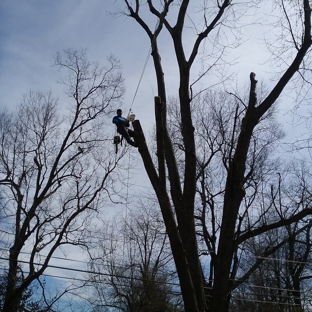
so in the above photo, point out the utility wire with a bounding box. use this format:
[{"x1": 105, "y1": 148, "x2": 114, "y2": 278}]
[
  {"x1": 1, "y1": 245, "x2": 310, "y2": 269},
  {"x1": 0, "y1": 256, "x2": 181, "y2": 288},
  {"x1": 0, "y1": 254, "x2": 310, "y2": 297},
  {"x1": 255, "y1": 255, "x2": 312, "y2": 264},
  {"x1": 0, "y1": 265, "x2": 310, "y2": 306},
  {"x1": 1, "y1": 257, "x2": 311, "y2": 307}
]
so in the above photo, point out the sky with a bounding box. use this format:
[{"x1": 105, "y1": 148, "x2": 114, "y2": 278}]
[
  {"x1": 0, "y1": 1, "x2": 285, "y2": 121},
  {"x1": 0, "y1": 1, "x2": 157, "y2": 126},
  {"x1": 0, "y1": 1, "x2": 300, "y2": 125},
  {"x1": 0, "y1": 0, "x2": 310, "y2": 309}
]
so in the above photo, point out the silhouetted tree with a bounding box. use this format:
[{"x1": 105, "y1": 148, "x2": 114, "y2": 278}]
[
  {"x1": 0, "y1": 49, "x2": 125, "y2": 311},
  {"x1": 89, "y1": 205, "x2": 183, "y2": 312},
  {"x1": 119, "y1": 1, "x2": 312, "y2": 311}
]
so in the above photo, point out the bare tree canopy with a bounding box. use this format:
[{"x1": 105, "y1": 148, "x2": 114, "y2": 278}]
[
  {"x1": 0, "y1": 49, "x2": 126, "y2": 311},
  {"x1": 118, "y1": 1, "x2": 312, "y2": 311},
  {"x1": 88, "y1": 205, "x2": 182, "y2": 312}
]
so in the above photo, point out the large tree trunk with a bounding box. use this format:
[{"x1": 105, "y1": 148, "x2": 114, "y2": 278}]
[
  {"x1": 3, "y1": 249, "x2": 22, "y2": 312},
  {"x1": 211, "y1": 73, "x2": 259, "y2": 311},
  {"x1": 149, "y1": 30, "x2": 206, "y2": 310},
  {"x1": 3, "y1": 291, "x2": 23, "y2": 312},
  {"x1": 133, "y1": 117, "x2": 201, "y2": 312}
]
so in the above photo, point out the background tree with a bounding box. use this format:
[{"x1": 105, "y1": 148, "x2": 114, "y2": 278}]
[
  {"x1": 0, "y1": 273, "x2": 46, "y2": 312},
  {"x1": 167, "y1": 88, "x2": 312, "y2": 311},
  {"x1": 230, "y1": 162, "x2": 312, "y2": 311},
  {"x1": 0, "y1": 49, "x2": 125, "y2": 312},
  {"x1": 88, "y1": 204, "x2": 183, "y2": 312},
  {"x1": 119, "y1": 1, "x2": 312, "y2": 311}
]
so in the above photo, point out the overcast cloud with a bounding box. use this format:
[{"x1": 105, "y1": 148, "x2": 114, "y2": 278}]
[
  {"x1": 0, "y1": 1, "x2": 297, "y2": 129},
  {"x1": 0, "y1": 1, "x2": 157, "y2": 130}
]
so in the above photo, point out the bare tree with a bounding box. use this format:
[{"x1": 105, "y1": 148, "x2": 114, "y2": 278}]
[
  {"x1": 231, "y1": 224, "x2": 312, "y2": 312},
  {"x1": 0, "y1": 49, "x2": 125, "y2": 311},
  {"x1": 230, "y1": 162, "x2": 312, "y2": 311},
  {"x1": 117, "y1": 1, "x2": 312, "y2": 311},
  {"x1": 88, "y1": 204, "x2": 182, "y2": 312},
  {"x1": 0, "y1": 273, "x2": 46, "y2": 311}
]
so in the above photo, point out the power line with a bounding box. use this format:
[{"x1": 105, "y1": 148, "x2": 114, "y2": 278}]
[
  {"x1": 0, "y1": 256, "x2": 181, "y2": 288},
  {"x1": 1, "y1": 258, "x2": 311, "y2": 307},
  {"x1": 255, "y1": 255, "x2": 312, "y2": 265},
  {"x1": 0, "y1": 245, "x2": 311, "y2": 278},
  {"x1": 1, "y1": 232, "x2": 311, "y2": 270},
  {"x1": 231, "y1": 296, "x2": 309, "y2": 307},
  {"x1": 0, "y1": 247, "x2": 90, "y2": 266},
  {"x1": 1, "y1": 264, "x2": 310, "y2": 307},
  {"x1": 0, "y1": 251, "x2": 167, "y2": 275},
  {"x1": 1, "y1": 253, "x2": 310, "y2": 296},
  {"x1": 0, "y1": 267, "x2": 312, "y2": 306}
]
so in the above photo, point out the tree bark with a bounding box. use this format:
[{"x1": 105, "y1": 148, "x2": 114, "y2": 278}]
[
  {"x1": 3, "y1": 250, "x2": 23, "y2": 312},
  {"x1": 133, "y1": 118, "x2": 201, "y2": 312}
]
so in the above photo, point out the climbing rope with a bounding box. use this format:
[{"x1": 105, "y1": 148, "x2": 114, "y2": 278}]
[
  {"x1": 127, "y1": 8, "x2": 166, "y2": 115},
  {"x1": 121, "y1": 9, "x2": 166, "y2": 263},
  {"x1": 128, "y1": 46, "x2": 152, "y2": 115}
]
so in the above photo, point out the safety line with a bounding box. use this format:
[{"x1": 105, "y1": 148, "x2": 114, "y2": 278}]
[
  {"x1": 128, "y1": 7, "x2": 166, "y2": 114},
  {"x1": 129, "y1": 46, "x2": 152, "y2": 114}
]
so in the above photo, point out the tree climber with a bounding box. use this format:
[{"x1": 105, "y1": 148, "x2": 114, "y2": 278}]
[{"x1": 112, "y1": 109, "x2": 137, "y2": 147}]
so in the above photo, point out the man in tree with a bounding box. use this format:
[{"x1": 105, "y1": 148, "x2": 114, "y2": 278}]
[{"x1": 113, "y1": 108, "x2": 137, "y2": 147}]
